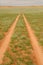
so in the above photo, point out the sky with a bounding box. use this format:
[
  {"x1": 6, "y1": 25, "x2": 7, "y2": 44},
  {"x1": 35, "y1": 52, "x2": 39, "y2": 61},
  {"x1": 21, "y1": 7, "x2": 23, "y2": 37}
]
[{"x1": 0, "y1": 0, "x2": 43, "y2": 6}]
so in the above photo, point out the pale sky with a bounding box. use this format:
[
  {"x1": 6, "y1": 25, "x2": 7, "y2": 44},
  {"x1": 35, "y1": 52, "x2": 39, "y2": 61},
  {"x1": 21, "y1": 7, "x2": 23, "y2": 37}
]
[{"x1": 0, "y1": 0, "x2": 43, "y2": 6}]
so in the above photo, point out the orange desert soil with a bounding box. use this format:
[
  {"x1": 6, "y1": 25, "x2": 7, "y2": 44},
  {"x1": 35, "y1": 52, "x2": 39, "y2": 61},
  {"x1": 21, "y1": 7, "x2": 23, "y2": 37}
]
[
  {"x1": 0, "y1": 15, "x2": 20, "y2": 64},
  {"x1": 23, "y1": 14, "x2": 43, "y2": 65}
]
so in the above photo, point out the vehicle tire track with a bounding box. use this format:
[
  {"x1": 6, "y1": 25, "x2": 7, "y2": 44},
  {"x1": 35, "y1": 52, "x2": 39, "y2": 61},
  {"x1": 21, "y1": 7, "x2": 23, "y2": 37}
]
[
  {"x1": 0, "y1": 15, "x2": 20, "y2": 64},
  {"x1": 23, "y1": 14, "x2": 43, "y2": 65}
]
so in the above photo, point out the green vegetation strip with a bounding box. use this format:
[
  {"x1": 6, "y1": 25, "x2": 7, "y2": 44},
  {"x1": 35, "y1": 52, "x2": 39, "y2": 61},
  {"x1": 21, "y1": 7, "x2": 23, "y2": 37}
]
[
  {"x1": 1, "y1": 16, "x2": 36, "y2": 65},
  {"x1": 25, "y1": 13, "x2": 43, "y2": 46},
  {"x1": 0, "y1": 13, "x2": 17, "y2": 40}
]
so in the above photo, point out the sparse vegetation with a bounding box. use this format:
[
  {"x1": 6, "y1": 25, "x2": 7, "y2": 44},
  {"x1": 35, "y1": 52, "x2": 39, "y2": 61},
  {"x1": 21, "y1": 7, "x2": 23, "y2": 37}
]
[
  {"x1": 2, "y1": 16, "x2": 35, "y2": 65},
  {"x1": 0, "y1": 13, "x2": 17, "y2": 40},
  {"x1": 25, "y1": 13, "x2": 43, "y2": 46}
]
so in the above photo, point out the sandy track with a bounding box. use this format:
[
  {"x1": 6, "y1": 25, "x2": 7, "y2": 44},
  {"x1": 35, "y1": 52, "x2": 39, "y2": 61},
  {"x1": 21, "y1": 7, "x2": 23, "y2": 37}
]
[
  {"x1": 23, "y1": 14, "x2": 43, "y2": 65},
  {"x1": 0, "y1": 15, "x2": 20, "y2": 64}
]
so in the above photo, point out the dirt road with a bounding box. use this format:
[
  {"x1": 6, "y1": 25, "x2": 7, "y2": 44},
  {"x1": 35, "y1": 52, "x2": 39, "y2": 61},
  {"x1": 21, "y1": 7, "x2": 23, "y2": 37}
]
[
  {"x1": 0, "y1": 15, "x2": 20, "y2": 64},
  {"x1": 23, "y1": 14, "x2": 43, "y2": 65}
]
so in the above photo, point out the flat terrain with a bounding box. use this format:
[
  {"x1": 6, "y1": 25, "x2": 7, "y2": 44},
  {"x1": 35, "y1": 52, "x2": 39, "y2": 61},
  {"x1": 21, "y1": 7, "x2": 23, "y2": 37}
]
[
  {"x1": 25, "y1": 13, "x2": 43, "y2": 47},
  {"x1": 0, "y1": 13, "x2": 17, "y2": 46},
  {"x1": 23, "y1": 14, "x2": 43, "y2": 65},
  {"x1": 0, "y1": 6, "x2": 43, "y2": 65},
  {"x1": 0, "y1": 15, "x2": 20, "y2": 64}
]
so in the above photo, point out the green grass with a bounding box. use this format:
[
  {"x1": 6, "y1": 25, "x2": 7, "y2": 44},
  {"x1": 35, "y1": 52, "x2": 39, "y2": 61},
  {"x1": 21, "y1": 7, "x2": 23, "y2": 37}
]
[
  {"x1": 0, "y1": 13, "x2": 17, "y2": 40},
  {"x1": 25, "y1": 13, "x2": 43, "y2": 46},
  {"x1": 1, "y1": 16, "x2": 36, "y2": 65}
]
